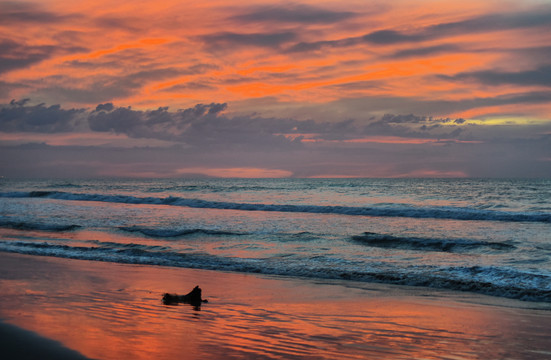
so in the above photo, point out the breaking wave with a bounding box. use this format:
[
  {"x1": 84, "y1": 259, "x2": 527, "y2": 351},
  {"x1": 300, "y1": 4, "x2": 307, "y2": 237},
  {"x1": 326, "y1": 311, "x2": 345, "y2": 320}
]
[
  {"x1": 118, "y1": 226, "x2": 243, "y2": 238},
  {"x1": 351, "y1": 232, "x2": 516, "y2": 253},
  {"x1": 0, "y1": 240, "x2": 548, "y2": 302},
  {"x1": 2, "y1": 191, "x2": 549, "y2": 223},
  {"x1": 0, "y1": 220, "x2": 81, "y2": 232}
]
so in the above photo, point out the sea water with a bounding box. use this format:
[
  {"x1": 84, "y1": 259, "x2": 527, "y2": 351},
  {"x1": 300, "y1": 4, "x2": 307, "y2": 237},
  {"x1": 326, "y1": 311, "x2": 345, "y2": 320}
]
[{"x1": 0, "y1": 178, "x2": 549, "y2": 302}]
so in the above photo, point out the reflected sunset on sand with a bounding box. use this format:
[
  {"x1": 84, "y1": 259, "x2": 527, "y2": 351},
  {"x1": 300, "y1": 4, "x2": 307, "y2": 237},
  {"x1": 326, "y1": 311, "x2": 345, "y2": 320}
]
[{"x1": 1, "y1": 253, "x2": 549, "y2": 359}]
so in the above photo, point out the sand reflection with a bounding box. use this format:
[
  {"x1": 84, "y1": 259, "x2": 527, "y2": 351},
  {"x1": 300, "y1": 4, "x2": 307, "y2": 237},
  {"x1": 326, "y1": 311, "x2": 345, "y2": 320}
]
[{"x1": 0, "y1": 253, "x2": 549, "y2": 360}]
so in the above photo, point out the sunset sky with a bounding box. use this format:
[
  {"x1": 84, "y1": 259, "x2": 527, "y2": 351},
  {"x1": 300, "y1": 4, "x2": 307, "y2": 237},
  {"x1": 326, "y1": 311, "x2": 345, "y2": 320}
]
[{"x1": 1, "y1": 0, "x2": 550, "y2": 178}]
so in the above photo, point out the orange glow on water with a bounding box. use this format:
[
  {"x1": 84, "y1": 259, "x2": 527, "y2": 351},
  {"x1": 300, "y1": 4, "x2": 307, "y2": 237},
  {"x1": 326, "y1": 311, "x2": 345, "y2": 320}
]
[{"x1": 1, "y1": 253, "x2": 550, "y2": 360}]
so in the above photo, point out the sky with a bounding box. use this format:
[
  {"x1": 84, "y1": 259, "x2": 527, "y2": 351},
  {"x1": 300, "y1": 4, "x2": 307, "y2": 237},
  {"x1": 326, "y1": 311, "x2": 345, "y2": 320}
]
[{"x1": 1, "y1": 0, "x2": 550, "y2": 178}]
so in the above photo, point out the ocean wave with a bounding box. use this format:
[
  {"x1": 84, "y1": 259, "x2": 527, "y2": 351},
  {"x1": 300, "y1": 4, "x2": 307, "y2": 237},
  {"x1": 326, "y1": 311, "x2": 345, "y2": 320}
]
[
  {"x1": 49, "y1": 182, "x2": 83, "y2": 189},
  {"x1": 1, "y1": 190, "x2": 550, "y2": 223},
  {"x1": 351, "y1": 232, "x2": 516, "y2": 253},
  {"x1": 118, "y1": 226, "x2": 317, "y2": 241},
  {"x1": 118, "y1": 226, "x2": 243, "y2": 238},
  {"x1": 0, "y1": 220, "x2": 81, "y2": 232},
  {"x1": 87, "y1": 240, "x2": 171, "y2": 252},
  {"x1": 0, "y1": 240, "x2": 548, "y2": 302}
]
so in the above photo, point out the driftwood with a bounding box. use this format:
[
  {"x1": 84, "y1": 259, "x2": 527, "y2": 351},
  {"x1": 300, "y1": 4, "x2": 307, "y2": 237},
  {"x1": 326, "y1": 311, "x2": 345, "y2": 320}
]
[{"x1": 162, "y1": 285, "x2": 208, "y2": 306}]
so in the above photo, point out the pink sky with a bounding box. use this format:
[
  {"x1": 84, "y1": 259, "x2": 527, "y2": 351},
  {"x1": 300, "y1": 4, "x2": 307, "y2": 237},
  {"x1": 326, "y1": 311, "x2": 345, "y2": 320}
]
[{"x1": 1, "y1": 0, "x2": 550, "y2": 178}]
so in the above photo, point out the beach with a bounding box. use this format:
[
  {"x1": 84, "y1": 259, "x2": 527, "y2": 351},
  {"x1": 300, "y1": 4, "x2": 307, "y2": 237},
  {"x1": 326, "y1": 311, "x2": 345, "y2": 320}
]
[
  {"x1": 1, "y1": 252, "x2": 550, "y2": 360},
  {"x1": 2, "y1": 0, "x2": 551, "y2": 356}
]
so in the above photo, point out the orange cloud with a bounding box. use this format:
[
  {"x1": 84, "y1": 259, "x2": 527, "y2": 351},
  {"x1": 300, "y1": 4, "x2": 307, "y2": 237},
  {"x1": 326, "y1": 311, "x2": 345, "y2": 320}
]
[{"x1": 2, "y1": 0, "x2": 549, "y2": 117}]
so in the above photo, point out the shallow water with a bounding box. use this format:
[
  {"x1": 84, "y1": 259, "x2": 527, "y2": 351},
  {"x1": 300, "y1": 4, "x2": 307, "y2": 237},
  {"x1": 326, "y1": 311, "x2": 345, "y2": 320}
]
[{"x1": 1, "y1": 253, "x2": 550, "y2": 360}]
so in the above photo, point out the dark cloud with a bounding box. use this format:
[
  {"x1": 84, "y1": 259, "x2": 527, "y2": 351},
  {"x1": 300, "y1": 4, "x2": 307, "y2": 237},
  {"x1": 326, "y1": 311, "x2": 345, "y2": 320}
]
[
  {"x1": 285, "y1": 29, "x2": 428, "y2": 53},
  {"x1": 389, "y1": 44, "x2": 461, "y2": 59},
  {"x1": 439, "y1": 65, "x2": 551, "y2": 87},
  {"x1": 94, "y1": 103, "x2": 114, "y2": 112},
  {"x1": 0, "y1": 40, "x2": 55, "y2": 74},
  {"x1": 186, "y1": 63, "x2": 220, "y2": 74},
  {"x1": 427, "y1": 9, "x2": 551, "y2": 36},
  {"x1": 2, "y1": 98, "x2": 547, "y2": 147},
  {"x1": 286, "y1": 7, "x2": 551, "y2": 52},
  {"x1": 514, "y1": 46, "x2": 551, "y2": 64},
  {"x1": 93, "y1": 15, "x2": 144, "y2": 32},
  {"x1": 0, "y1": 37, "x2": 86, "y2": 74},
  {"x1": 199, "y1": 31, "x2": 297, "y2": 49},
  {"x1": 34, "y1": 66, "x2": 207, "y2": 104},
  {"x1": 163, "y1": 81, "x2": 217, "y2": 92},
  {"x1": 332, "y1": 90, "x2": 551, "y2": 120},
  {"x1": 2, "y1": 100, "x2": 550, "y2": 178},
  {"x1": 324, "y1": 80, "x2": 383, "y2": 91},
  {"x1": 387, "y1": 8, "x2": 551, "y2": 44},
  {"x1": 378, "y1": 114, "x2": 429, "y2": 124},
  {"x1": 66, "y1": 59, "x2": 122, "y2": 69},
  {"x1": 286, "y1": 38, "x2": 355, "y2": 53},
  {"x1": 362, "y1": 113, "x2": 466, "y2": 139},
  {"x1": 362, "y1": 30, "x2": 426, "y2": 44},
  {"x1": 231, "y1": 4, "x2": 357, "y2": 24},
  {"x1": 0, "y1": 1, "x2": 143, "y2": 33},
  {"x1": 0, "y1": 99, "x2": 85, "y2": 132},
  {"x1": 87, "y1": 102, "x2": 307, "y2": 151},
  {"x1": 88, "y1": 105, "x2": 142, "y2": 134},
  {"x1": 85, "y1": 101, "x2": 375, "y2": 148},
  {"x1": 285, "y1": 28, "x2": 422, "y2": 53},
  {"x1": 89, "y1": 102, "x2": 221, "y2": 139},
  {"x1": 0, "y1": 2, "x2": 77, "y2": 24},
  {"x1": 376, "y1": 114, "x2": 465, "y2": 126}
]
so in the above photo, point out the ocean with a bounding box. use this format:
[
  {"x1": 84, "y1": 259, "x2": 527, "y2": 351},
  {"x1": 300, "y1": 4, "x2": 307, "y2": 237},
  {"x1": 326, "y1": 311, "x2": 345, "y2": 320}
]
[{"x1": 1, "y1": 178, "x2": 550, "y2": 302}]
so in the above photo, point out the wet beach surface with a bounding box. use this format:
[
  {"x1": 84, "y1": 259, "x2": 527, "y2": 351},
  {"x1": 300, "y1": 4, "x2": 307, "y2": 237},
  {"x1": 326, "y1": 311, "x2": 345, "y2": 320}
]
[{"x1": 1, "y1": 252, "x2": 550, "y2": 359}]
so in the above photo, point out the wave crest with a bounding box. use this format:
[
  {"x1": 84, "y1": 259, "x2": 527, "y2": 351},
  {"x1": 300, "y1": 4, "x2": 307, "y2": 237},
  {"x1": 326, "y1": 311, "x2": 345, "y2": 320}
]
[
  {"x1": 0, "y1": 241, "x2": 547, "y2": 302},
  {"x1": 351, "y1": 232, "x2": 516, "y2": 253},
  {"x1": 118, "y1": 226, "x2": 243, "y2": 238},
  {"x1": 1, "y1": 190, "x2": 550, "y2": 223},
  {"x1": 0, "y1": 220, "x2": 81, "y2": 232}
]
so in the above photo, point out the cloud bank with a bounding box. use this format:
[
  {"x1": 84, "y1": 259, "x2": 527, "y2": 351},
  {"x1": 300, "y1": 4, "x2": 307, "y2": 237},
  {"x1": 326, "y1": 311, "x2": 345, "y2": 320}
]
[{"x1": 1, "y1": 99, "x2": 549, "y2": 178}]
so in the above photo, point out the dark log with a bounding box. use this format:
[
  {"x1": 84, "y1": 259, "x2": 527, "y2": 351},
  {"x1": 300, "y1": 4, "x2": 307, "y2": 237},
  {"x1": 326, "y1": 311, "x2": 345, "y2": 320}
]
[{"x1": 162, "y1": 285, "x2": 208, "y2": 306}]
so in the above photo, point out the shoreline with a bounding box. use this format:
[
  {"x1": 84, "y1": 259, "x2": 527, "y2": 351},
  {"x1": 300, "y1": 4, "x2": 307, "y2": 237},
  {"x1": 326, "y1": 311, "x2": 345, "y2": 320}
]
[{"x1": 1, "y1": 252, "x2": 550, "y2": 359}]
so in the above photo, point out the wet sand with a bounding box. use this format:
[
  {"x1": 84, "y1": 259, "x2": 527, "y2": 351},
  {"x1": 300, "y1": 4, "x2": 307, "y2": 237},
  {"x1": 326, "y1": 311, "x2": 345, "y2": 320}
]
[{"x1": 0, "y1": 252, "x2": 550, "y2": 360}]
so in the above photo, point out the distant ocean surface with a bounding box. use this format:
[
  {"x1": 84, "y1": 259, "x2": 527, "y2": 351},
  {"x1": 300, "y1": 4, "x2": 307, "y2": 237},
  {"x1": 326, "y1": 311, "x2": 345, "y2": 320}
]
[{"x1": 1, "y1": 178, "x2": 550, "y2": 302}]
